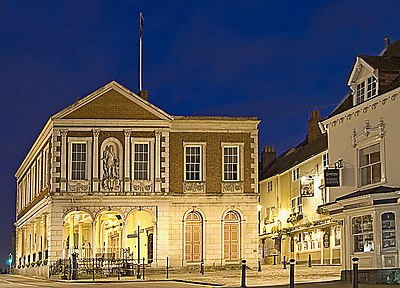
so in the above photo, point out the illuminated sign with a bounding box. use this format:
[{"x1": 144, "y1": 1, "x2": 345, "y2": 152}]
[
  {"x1": 300, "y1": 176, "x2": 314, "y2": 197},
  {"x1": 324, "y1": 169, "x2": 340, "y2": 187}
]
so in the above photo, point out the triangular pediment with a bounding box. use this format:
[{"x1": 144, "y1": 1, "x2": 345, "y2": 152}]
[
  {"x1": 347, "y1": 57, "x2": 375, "y2": 86},
  {"x1": 53, "y1": 81, "x2": 172, "y2": 121}
]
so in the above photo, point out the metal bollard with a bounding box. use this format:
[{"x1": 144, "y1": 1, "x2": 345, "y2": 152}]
[
  {"x1": 200, "y1": 261, "x2": 204, "y2": 275},
  {"x1": 241, "y1": 259, "x2": 247, "y2": 288},
  {"x1": 166, "y1": 256, "x2": 169, "y2": 279},
  {"x1": 283, "y1": 256, "x2": 287, "y2": 269},
  {"x1": 143, "y1": 257, "x2": 145, "y2": 279},
  {"x1": 92, "y1": 257, "x2": 95, "y2": 281},
  {"x1": 258, "y1": 259, "x2": 262, "y2": 272},
  {"x1": 289, "y1": 259, "x2": 295, "y2": 288},
  {"x1": 308, "y1": 254, "x2": 312, "y2": 267},
  {"x1": 352, "y1": 257, "x2": 359, "y2": 288}
]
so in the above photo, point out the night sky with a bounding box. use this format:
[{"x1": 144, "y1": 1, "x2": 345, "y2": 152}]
[{"x1": 1, "y1": 0, "x2": 400, "y2": 268}]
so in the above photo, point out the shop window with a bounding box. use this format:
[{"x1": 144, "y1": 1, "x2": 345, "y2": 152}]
[
  {"x1": 382, "y1": 212, "x2": 396, "y2": 251},
  {"x1": 352, "y1": 215, "x2": 374, "y2": 252},
  {"x1": 333, "y1": 226, "x2": 341, "y2": 247}
]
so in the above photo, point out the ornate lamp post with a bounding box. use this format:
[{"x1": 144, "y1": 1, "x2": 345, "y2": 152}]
[{"x1": 137, "y1": 220, "x2": 141, "y2": 279}]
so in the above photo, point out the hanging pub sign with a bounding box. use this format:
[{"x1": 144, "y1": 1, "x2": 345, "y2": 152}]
[
  {"x1": 300, "y1": 176, "x2": 314, "y2": 197},
  {"x1": 324, "y1": 169, "x2": 340, "y2": 187}
]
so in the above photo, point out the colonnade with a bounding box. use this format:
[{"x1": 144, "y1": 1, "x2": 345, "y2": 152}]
[{"x1": 17, "y1": 214, "x2": 48, "y2": 267}]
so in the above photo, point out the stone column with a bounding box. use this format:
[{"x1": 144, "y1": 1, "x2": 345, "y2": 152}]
[
  {"x1": 22, "y1": 227, "x2": 26, "y2": 264},
  {"x1": 155, "y1": 131, "x2": 162, "y2": 193},
  {"x1": 60, "y1": 130, "x2": 68, "y2": 192},
  {"x1": 124, "y1": 130, "x2": 131, "y2": 192},
  {"x1": 96, "y1": 219, "x2": 101, "y2": 255},
  {"x1": 92, "y1": 130, "x2": 100, "y2": 192},
  {"x1": 69, "y1": 215, "x2": 75, "y2": 255},
  {"x1": 91, "y1": 222, "x2": 96, "y2": 258},
  {"x1": 42, "y1": 214, "x2": 47, "y2": 252},
  {"x1": 78, "y1": 224, "x2": 83, "y2": 257}
]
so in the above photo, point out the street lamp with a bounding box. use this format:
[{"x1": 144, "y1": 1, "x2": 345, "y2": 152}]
[
  {"x1": 137, "y1": 220, "x2": 141, "y2": 279},
  {"x1": 7, "y1": 253, "x2": 12, "y2": 274}
]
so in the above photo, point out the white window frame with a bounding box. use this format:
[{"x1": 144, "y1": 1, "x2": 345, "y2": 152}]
[
  {"x1": 366, "y1": 75, "x2": 377, "y2": 99},
  {"x1": 133, "y1": 143, "x2": 150, "y2": 180},
  {"x1": 322, "y1": 153, "x2": 329, "y2": 168},
  {"x1": 267, "y1": 181, "x2": 273, "y2": 192},
  {"x1": 68, "y1": 137, "x2": 92, "y2": 182},
  {"x1": 184, "y1": 142, "x2": 206, "y2": 182},
  {"x1": 131, "y1": 138, "x2": 154, "y2": 182},
  {"x1": 356, "y1": 81, "x2": 365, "y2": 104},
  {"x1": 222, "y1": 143, "x2": 244, "y2": 182},
  {"x1": 291, "y1": 196, "x2": 302, "y2": 214},
  {"x1": 292, "y1": 167, "x2": 299, "y2": 182},
  {"x1": 354, "y1": 74, "x2": 378, "y2": 105},
  {"x1": 357, "y1": 142, "x2": 383, "y2": 187}
]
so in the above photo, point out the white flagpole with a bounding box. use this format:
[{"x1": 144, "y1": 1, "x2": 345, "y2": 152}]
[{"x1": 139, "y1": 12, "x2": 144, "y2": 91}]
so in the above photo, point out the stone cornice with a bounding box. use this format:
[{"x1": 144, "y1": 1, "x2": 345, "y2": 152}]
[
  {"x1": 15, "y1": 119, "x2": 53, "y2": 179},
  {"x1": 322, "y1": 87, "x2": 400, "y2": 130},
  {"x1": 53, "y1": 119, "x2": 171, "y2": 128}
]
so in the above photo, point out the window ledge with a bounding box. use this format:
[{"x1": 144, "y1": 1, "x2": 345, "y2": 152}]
[
  {"x1": 221, "y1": 181, "x2": 244, "y2": 193},
  {"x1": 131, "y1": 180, "x2": 153, "y2": 193},
  {"x1": 183, "y1": 181, "x2": 205, "y2": 193},
  {"x1": 68, "y1": 180, "x2": 90, "y2": 192}
]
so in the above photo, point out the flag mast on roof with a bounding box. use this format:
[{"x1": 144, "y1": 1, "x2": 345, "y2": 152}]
[{"x1": 139, "y1": 12, "x2": 144, "y2": 91}]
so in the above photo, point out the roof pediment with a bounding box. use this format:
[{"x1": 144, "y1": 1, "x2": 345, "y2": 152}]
[
  {"x1": 52, "y1": 81, "x2": 172, "y2": 121},
  {"x1": 347, "y1": 57, "x2": 375, "y2": 86}
]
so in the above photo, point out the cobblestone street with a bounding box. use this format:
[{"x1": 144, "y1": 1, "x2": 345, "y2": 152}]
[{"x1": 145, "y1": 264, "x2": 342, "y2": 287}]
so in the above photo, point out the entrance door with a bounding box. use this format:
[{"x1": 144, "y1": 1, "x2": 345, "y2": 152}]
[
  {"x1": 185, "y1": 212, "x2": 202, "y2": 262},
  {"x1": 224, "y1": 211, "x2": 240, "y2": 261},
  {"x1": 147, "y1": 233, "x2": 154, "y2": 263}
]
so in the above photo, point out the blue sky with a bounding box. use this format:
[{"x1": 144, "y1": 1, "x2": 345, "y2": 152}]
[{"x1": 1, "y1": 0, "x2": 400, "y2": 267}]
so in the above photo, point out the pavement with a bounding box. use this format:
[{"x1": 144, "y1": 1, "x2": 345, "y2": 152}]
[{"x1": 48, "y1": 264, "x2": 397, "y2": 287}]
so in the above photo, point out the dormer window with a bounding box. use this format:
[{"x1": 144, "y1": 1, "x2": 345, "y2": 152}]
[
  {"x1": 356, "y1": 82, "x2": 365, "y2": 104},
  {"x1": 367, "y1": 76, "x2": 377, "y2": 99},
  {"x1": 356, "y1": 76, "x2": 377, "y2": 105}
]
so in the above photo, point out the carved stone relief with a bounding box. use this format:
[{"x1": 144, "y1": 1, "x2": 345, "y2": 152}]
[{"x1": 221, "y1": 181, "x2": 244, "y2": 193}]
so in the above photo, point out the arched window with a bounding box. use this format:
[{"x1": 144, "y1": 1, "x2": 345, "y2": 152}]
[
  {"x1": 224, "y1": 211, "x2": 240, "y2": 261},
  {"x1": 382, "y1": 212, "x2": 396, "y2": 251},
  {"x1": 185, "y1": 211, "x2": 203, "y2": 262}
]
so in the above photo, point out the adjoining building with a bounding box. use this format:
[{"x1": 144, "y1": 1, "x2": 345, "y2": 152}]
[
  {"x1": 320, "y1": 38, "x2": 400, "y2": 283},
  {"x1": 14, "y1": 81, "x2": 260, "y2": 277},
  {"x1": 259, "y1": 111, "x2": 341, "y2": 266}
]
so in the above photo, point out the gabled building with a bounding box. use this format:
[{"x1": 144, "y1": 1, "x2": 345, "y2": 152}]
[
  {"x1": 320, "y1": 38, "x2": 400, "y2": 283},
  {"x1": 259, "y1": 111, "x2": 341, "y2": 266},
  {"x1": 14, "y1": 81, "x2": 260, "y2": 277}
]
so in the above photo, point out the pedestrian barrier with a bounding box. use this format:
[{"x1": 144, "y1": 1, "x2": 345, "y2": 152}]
[{"x1": 49, "y1": 256, "x2": 170, "y2": 280}]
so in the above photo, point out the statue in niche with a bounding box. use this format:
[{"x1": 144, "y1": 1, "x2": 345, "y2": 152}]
[
  {"x1": 102, "y1": 145, "x2": 119, "y2": 179},
  {"x1": 101, "y1": 144, "x2": 120, "y2": 191}
]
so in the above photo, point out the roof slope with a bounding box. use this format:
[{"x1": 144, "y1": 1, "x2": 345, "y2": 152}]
[
  {"x1": 260, "y1": 134, "x2": 327, "y2": 180},
  {"x1": 52, "y1": 81, "x2": 173, "y2": 121},
  {"x1": 335, "y1": 186, "x2": 400, "y2": 201},
  {"x1": 325, "y1": 39, "x2": 400, "y2": 120}
]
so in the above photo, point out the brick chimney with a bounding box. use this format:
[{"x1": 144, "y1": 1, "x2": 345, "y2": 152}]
[
  {"x1": 261, "y1": 145, "x2": 276, "y2": 169},
  {"x1": 308, "y1": 110, "x2": 322, "y2": 143},
  {"x1": 138, "y1": 90, "x2": 148, "y2": 101}
]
